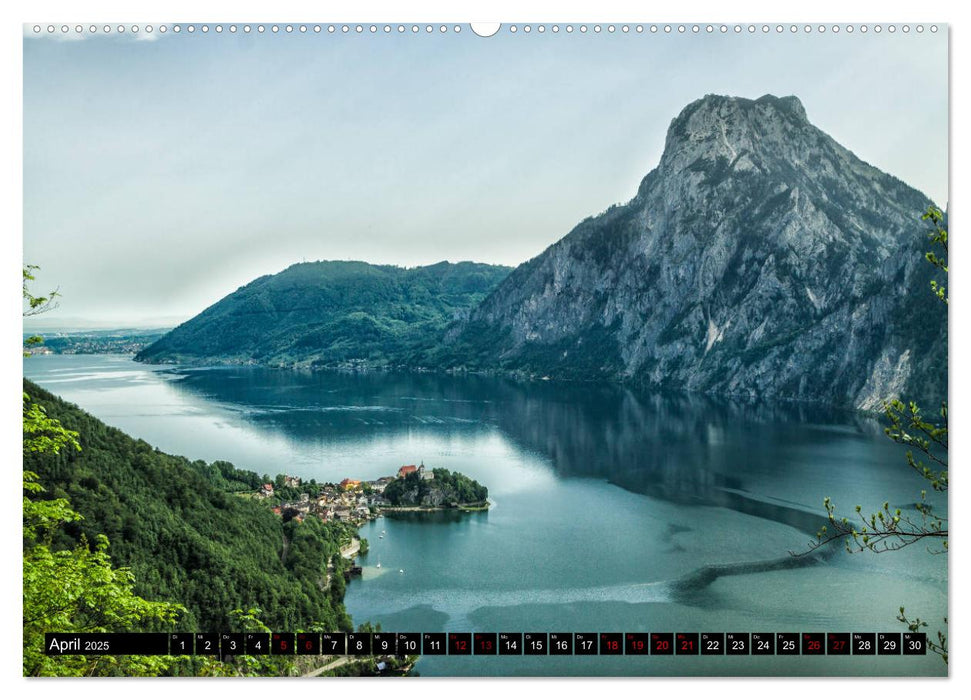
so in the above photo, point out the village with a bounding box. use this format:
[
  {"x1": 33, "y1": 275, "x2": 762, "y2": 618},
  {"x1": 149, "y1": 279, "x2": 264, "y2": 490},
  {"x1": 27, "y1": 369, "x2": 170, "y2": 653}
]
[{"x1": 254, "y1": 462, "x2": 435, "y2": 526}]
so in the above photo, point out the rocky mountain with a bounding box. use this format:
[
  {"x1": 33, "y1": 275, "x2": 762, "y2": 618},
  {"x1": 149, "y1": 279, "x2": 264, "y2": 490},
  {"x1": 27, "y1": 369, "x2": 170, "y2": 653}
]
[
  {"x1": 135, "y1": 260, "x2": 510, "y2": 368},
  {"x1": 439, "y1": 94, "x2": 946, "y2": 410}
]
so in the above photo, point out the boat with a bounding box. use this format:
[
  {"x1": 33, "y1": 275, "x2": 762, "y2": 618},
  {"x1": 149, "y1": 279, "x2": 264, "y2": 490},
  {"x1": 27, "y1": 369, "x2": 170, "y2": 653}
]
[
  {"x1": 399, "y1": 569, "x2": 404, "y2": 574},
  {"x1": 376, "y1": 562, "x2": 381, "y2": 569}
]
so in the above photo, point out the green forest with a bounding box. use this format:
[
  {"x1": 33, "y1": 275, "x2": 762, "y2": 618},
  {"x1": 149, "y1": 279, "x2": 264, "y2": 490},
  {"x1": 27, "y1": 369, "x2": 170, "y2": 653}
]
[
  {"x1": 23, "y1": 379, "x2": 357, "y2": 637},
  {"x1": 135, "y1": 260, "x2": 510, "y2": 368}
]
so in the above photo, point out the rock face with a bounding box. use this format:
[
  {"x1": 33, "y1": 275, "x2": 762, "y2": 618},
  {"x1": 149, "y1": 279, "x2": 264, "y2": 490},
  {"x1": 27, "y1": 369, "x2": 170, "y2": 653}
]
[{"x1": 450, "y1": 95, "x2": 946, "y2": 409}]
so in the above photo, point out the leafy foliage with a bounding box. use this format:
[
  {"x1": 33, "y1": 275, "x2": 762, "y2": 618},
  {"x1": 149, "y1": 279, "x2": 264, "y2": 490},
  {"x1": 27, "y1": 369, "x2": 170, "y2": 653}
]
[
  {"x1": 922, "y1": 206, "x2": 948, "y2": 303},
  {"x1": 23, "y1": 264, "x2": 59, "y2": 318},
  {"x1": 798, "y1": 207, "x2": 948, "y2": 664},
  {"x1": 24, "y1": 373, "x2": 184, "y2": 675}
]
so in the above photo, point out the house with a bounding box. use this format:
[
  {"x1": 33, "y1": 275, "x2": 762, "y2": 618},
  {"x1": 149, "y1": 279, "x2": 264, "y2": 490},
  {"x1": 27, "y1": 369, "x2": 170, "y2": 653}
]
[
  {"x1": 398, "y1": 465, "x2": 418, "y2": 478},
  {"x1": 340, "y1": 478, "x2": 362, "y2": 491},
  {"x1": 366, "y1": 480, "x2": 387, "y2": 493},
  {"x1": 260, "y1": 483, "x2": 275, "y2": 497},
  {"x1": 299, "y1": 493, "x2": 310, "y2": 502},
  {"x1": 284, "y1": 475, "x2": 301, "y2": 488}
]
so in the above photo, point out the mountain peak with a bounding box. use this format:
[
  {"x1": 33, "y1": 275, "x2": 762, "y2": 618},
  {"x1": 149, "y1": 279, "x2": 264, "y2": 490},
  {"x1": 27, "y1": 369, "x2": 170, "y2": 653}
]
[
  {"x1": 465, "y1": 94, "x2": 943, "y2": 409},
  {"x1": 654, "y1": 93, "x2": 821, "y2": 182},
  {"x1": 683, "y1": 93, "x2": 808, "y2": 123},
  {"x1": 663, "y1": 94, "x2": 810, "y2": 154}
]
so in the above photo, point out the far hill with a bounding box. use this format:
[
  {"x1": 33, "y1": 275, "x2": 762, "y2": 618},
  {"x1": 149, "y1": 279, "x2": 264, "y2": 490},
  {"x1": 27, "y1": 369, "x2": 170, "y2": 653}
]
[{"x1": 135, "y1": 260, "x2": 511, "y2": 368}]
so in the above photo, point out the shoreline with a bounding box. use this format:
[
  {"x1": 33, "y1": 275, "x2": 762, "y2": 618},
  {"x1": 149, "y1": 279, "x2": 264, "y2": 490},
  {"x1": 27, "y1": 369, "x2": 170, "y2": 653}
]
[{"x1": 376, "y1": 502, "x2": 490, "y2": 514}]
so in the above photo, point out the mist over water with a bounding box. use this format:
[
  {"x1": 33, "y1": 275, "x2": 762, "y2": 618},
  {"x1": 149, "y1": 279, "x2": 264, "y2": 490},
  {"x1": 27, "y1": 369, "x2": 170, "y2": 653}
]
[{"x1": 24, "y1": 355, "x2": 947, "y2": 676}]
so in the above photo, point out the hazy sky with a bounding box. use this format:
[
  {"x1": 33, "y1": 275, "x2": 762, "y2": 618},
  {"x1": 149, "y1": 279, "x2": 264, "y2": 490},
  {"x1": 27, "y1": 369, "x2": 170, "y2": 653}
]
[{"x1": 23, "y1": 26, "x2": 948, "y2": 328}]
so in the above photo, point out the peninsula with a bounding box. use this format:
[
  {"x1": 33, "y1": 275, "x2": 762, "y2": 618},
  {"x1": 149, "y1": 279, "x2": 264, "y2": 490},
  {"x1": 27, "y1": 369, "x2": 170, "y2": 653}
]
[{"x1": 255, "y1": 462, "x2": 490, "y2": 527}]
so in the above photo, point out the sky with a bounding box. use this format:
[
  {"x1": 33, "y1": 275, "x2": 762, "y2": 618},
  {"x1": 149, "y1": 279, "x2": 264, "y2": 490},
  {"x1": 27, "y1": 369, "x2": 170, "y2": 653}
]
[{"x1": 23, "y1": 24, "x2": 948, "y2": 328}]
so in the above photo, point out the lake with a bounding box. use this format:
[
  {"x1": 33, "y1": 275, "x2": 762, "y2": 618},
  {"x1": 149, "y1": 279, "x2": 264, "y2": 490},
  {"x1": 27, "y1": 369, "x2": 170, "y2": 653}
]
[{"x1": 23, "y1": 354, "x2": 947, "y2": 676}]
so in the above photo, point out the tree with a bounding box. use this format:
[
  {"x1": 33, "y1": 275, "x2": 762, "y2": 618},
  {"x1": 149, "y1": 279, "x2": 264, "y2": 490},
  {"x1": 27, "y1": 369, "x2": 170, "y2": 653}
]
[
  {"x1": 796, "y1": 208, "x2": 948, "y2": 663},
  {"x1": 22, "y1": 267, "x2": 186, "y2": 676},
  {"x1": 22, "y1": 264, "x2": 60, "y2": 317}
]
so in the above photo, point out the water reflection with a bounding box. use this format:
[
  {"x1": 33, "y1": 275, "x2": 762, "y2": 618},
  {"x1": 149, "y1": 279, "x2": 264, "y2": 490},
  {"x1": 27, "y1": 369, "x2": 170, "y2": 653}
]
[{"x1": 163, "y1": 367, "x2": 917, "y2": 538}]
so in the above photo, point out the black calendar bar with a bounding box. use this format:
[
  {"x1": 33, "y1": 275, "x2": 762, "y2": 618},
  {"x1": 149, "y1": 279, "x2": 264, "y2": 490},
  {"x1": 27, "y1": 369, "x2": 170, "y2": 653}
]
[{"x1": 43, "y1": 632, "x2": 927, "y2": 656}]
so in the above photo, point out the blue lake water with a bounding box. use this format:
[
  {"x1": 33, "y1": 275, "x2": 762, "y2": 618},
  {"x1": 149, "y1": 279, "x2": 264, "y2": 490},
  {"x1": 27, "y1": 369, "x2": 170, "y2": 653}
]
[{"x1": 23, "y1": 354, "x2": 947, "y2": 676}]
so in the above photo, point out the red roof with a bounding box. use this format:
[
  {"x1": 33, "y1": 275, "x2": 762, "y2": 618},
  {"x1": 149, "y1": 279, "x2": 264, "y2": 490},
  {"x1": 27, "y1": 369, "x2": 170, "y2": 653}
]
[
  {"x1": 398, "y1": 465, "x2": 418, "y2": 477},
  {"x1": 262, "y1": 483, "x2": 274, "y2": 491}
]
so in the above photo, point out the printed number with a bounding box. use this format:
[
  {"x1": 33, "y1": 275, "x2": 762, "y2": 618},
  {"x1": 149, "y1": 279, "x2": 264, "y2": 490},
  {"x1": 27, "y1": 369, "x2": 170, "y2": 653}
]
[
  {"x1": 782, "y1": 640, "x2": 795, "y2": 651},
  {"x1": 280, "y1": 640, "x2": 288, "y2": 651},
  {"x1": 455, "y1": 640, "x2": 467, "y2": 651},
  {"x1": 555, "y1": 641, "x2": 568, "y2": 651},
  {"x1": 204, "y1": 640, "x2": 212, "y2": 651},
  {"x1": 176, "y1": 640, "x2": 185, "y2": 651},
  {"x1": 908, "y1": 640, "x2": 922, "y2": 651},
  {"x1": 757, "y1": 641, "x2": 769, "y2": 651},
  {"x1": 808, "y1": 640, "x2": 821, "y2": 651},
  {"x1": 883, "y1": 640, "x2": 897, "y2": 651},
  {"x1": 681, "y1": 640, "x2": 695, "y2": 651},
  {"x1": 580, "y1": 640, "x2": 592, "y2": 650},
  {"x1": 707, "y1": 640, "x2": 720, "y2": 650},
  {"x1": 732, "y1": 640, "x2": 744, "y2": 650},
  {"x1": 404, "y1": 640, "x2": 417, "y2": 651},
  {"x1": 858, "y1": 640, "x2": 870, "y2": 650},
  {"x1": 606, "y1": 640, "x2": 619, "y2": 651},
  {"x1": 655, "y1": 640, "x2": 669, "y2": 651},
  {"x1": 429, "y1": 640, "x2": 441, "y2": 650},
  {"x1": 229, "y1": 640, "x2": 238, "y2": 651}
]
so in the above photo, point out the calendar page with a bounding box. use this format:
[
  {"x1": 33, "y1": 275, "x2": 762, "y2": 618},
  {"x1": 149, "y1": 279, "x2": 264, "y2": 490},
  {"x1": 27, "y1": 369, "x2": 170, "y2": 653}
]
[{"x1": 21, "y1": 14, "x2": 948, "y2": 680}]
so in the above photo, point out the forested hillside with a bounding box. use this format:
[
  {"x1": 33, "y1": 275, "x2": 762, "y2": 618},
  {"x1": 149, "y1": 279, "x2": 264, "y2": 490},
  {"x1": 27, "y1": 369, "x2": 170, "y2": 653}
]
[
  {"x1": 23, "y1": 379, "x2": 355, "y2": 632},
  {"x1": 136, "y1": 260, "x2": 510, "y2": 368}
]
